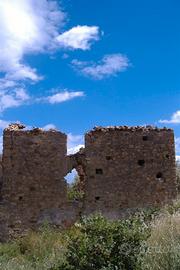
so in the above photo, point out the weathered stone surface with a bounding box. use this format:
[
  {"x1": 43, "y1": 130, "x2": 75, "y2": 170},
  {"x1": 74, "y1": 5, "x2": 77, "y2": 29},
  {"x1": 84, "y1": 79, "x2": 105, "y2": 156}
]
[
  {"x1": 1, "y1": 125, "x2": 68, "y2": 234},
  {"x1": 0, "y1": 124, "x2": 177, "y2": 239},
  {"x1": 37, "y1": 202, "x2": 82, "y2": 227},
  {"x1": 83, "y1": 126, "x2": 177, "y2": 217}
]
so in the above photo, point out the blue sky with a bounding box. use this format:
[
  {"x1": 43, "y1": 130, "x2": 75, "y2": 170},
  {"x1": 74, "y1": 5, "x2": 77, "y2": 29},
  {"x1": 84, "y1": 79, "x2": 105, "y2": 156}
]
[{"x1": 0, "y1": 0, "x2": 180, "y2": 155}]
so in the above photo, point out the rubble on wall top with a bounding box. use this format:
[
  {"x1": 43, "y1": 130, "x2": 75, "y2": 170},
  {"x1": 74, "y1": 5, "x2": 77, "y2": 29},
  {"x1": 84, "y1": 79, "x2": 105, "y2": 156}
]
[
  {"x1": 5, "y1": 123, "x2": 61, "y2": 134},
  {"x1": 5, "y1": 123, "x2": 173, "y2": 136},
  {"x1": 29, "y1": 127, "x2": 59, "y2": 133},
  {"x1": 87, "y1": 125, "x2": 173, "y2": 135},
  {"x1": 6, "y1": 123, "x2": 26, "y2": 131}
]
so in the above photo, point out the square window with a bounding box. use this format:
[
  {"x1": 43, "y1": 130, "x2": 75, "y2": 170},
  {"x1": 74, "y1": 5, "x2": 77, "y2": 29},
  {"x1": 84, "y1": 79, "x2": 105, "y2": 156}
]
[
  {"x1": 96, "y1": 168, "x2": 103, "y2": 175},
  {"x1": 138, "y1": 160, "x2": 145, "y2": 166},
  {"x1": 143, "y1": 136, "x2": 148, "y2": 141}
]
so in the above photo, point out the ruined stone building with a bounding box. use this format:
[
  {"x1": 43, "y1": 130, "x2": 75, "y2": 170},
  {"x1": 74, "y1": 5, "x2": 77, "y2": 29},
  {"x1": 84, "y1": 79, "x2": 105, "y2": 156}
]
[{"x1": 0, "y1": 124, "x2": 177, "y2": 239}]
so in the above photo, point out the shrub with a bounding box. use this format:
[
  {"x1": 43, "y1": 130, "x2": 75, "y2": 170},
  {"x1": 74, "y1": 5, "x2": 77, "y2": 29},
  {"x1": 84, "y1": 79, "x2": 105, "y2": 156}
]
[
  {"x1": 0, "y1": 210, "x2": 173, "y2": 270},
  {"x1": 63, "y1": 213, "x2": 150, "y2": 270}
]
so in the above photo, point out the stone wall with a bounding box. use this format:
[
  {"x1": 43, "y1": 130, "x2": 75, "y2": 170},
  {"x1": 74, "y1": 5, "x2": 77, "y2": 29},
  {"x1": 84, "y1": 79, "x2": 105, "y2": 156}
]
[
  {"x1": 0, "y1": 124, "x2": 177, "y2": 239},
  {"x1": 1, "y1": 124, "x2": 68, "y2": 232},
  {"x1": 83, "y1": 126, "x2": 177, "y2": 218}
]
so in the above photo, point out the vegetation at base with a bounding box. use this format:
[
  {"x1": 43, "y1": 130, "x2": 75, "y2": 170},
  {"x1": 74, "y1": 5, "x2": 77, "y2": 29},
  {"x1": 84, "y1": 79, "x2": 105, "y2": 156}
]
[
  {"x1": 0, "y1": 213, "x2": 151, "y2": 270},
  {"x1": 0, "y1": 225, "x2": 67, "y2": 270},
  {"x1": 0, "y1": 203, "x2": 180, "y2": 270},
  {"x1": 140, "y1": 211, "x2": 180, "y2": 270},
  {"x1": 64, "y1": 213, "x2": 150, "y2": 270}
]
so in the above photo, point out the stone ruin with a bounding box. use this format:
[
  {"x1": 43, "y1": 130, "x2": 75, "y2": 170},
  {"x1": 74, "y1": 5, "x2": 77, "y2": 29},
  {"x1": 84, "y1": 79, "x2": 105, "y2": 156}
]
[{"x1": 0, "y1": 123, "x2": 177, "y2": 240}]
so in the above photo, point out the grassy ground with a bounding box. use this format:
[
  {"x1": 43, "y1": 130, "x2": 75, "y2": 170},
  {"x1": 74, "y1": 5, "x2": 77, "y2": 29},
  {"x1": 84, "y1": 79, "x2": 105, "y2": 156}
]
[
  {"x1": 0, "y1": 201, "x2": 180, "y2": 269},
  {"x1": 0, "y1": 225, "x2": 68, "y2": 270}
]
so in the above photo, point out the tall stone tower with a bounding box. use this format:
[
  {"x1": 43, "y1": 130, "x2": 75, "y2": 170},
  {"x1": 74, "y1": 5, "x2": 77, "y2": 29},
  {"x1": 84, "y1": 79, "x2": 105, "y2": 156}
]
[
  {"x1": 1, "y1": 124, "x2": 68, "y2": 227},
  {"x1": 83, "y1": 126, "x2": 177, "y2": 217}
]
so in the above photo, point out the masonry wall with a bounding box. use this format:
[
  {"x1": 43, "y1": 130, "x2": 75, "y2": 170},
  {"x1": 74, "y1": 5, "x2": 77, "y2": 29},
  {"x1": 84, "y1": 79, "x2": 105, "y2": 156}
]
[
  {"x1": 1, "y1": 126, "x2": 68, "y2": 229},
  {"x1": 0, "y1": 124, "x2": 177, "y2": 239},
  {"x1": 83, "y1": 126, "x2": 177, "y2": 217}
]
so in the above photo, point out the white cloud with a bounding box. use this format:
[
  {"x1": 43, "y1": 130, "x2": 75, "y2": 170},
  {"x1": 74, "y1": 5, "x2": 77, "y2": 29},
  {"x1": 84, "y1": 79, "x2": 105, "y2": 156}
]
[
  {"x1": 0, "y1": 1, "x2": 101, "y2": 83},
  {"x1": 159, "y1": 111, "x2": 180, "y2": 124},
  {"x1": 43, "y1": 90, "x2": 84, "y2": 104},
  {"x1": 67, "y1": 145, "x2": 84, "y2": 155},
  {"x1": 7, "y1": 66, "x2": 43, "y2": 82},
  {"x1": 67, "y1": 133, "x2": 84, "y2": 154},
  {"x1": 0, "y1": 79, "x2": 30, "y2": 111},
  {"x1": 42, "y1": 123, "x2": 57, "y2": 130},
  {"x1": 0, "y1": 88, "x2": 84, "y2": 112},
  {"x1": 175, "y1": 137, "x2": 180, "y2": 155},
  {"x1": 72, "y1": 54, "x2": 130, "y2": 79},
  {"x1": 0, "y1": 120, "x2": 10, "y2": 130},
  {"x1": 14, "y1": 88, "x2": 30, "y2": 101},
  {"x1": 0, "y1": 79, "x2": 18, "y2": 90},
  {"x1": 0, "y1": 1, "x2": 101, "y2": 111},
  {"x1": 67, "y1": 133, "x2": 84, "y2": 148},
  {"x1": 56, "y1": 25, "x2": 100, "y2": 50},
  {"x1": 0, "y1": 0, "x2": 66, "y2": 111},
  {"x1": 0, "y1": 88, "x2": 30, "y2": 112},
  {"x1": 0, "y1": 0, "x2": 66, "y2": 82}
]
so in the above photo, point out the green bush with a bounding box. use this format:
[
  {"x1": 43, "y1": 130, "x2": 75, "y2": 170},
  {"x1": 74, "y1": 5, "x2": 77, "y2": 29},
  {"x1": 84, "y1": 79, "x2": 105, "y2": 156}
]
[
  {"x1": 63, "y1": 213, "x2": 150, "y2": 270},
  {"x1": 3, "y1": 209, "x2": 179, "y2": 270},
  {"x1": 0, "y1": 213, "x2": 150, "y2": 270}
]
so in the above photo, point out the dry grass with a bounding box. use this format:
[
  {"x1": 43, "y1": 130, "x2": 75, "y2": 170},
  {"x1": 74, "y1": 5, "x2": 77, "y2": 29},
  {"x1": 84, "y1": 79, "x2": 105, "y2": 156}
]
[
  {"x1": 0, "y1": 225, "x2": 68, "y2": 270},
  {"x1": 141, "y1": 210, "x2": 180, "y2": 270}
]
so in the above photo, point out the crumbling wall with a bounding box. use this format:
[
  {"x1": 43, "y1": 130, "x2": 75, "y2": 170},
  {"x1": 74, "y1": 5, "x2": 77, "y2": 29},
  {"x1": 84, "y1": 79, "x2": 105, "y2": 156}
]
[
  {"x1": 0, "y1": 154, "x2": 2, "y2": 199},
  {"x1": 1, "y1": 124, "x2": 68, "y2": 231},
  {"x1": 0, "y1": 124, "x2": 177, "y2": 239},
  {"x1": 67, "y1": 148, "x2": 86, "y2": 194},
  {"x1": 83, "y1": 126, "x2": 177, "y2": 218}
]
